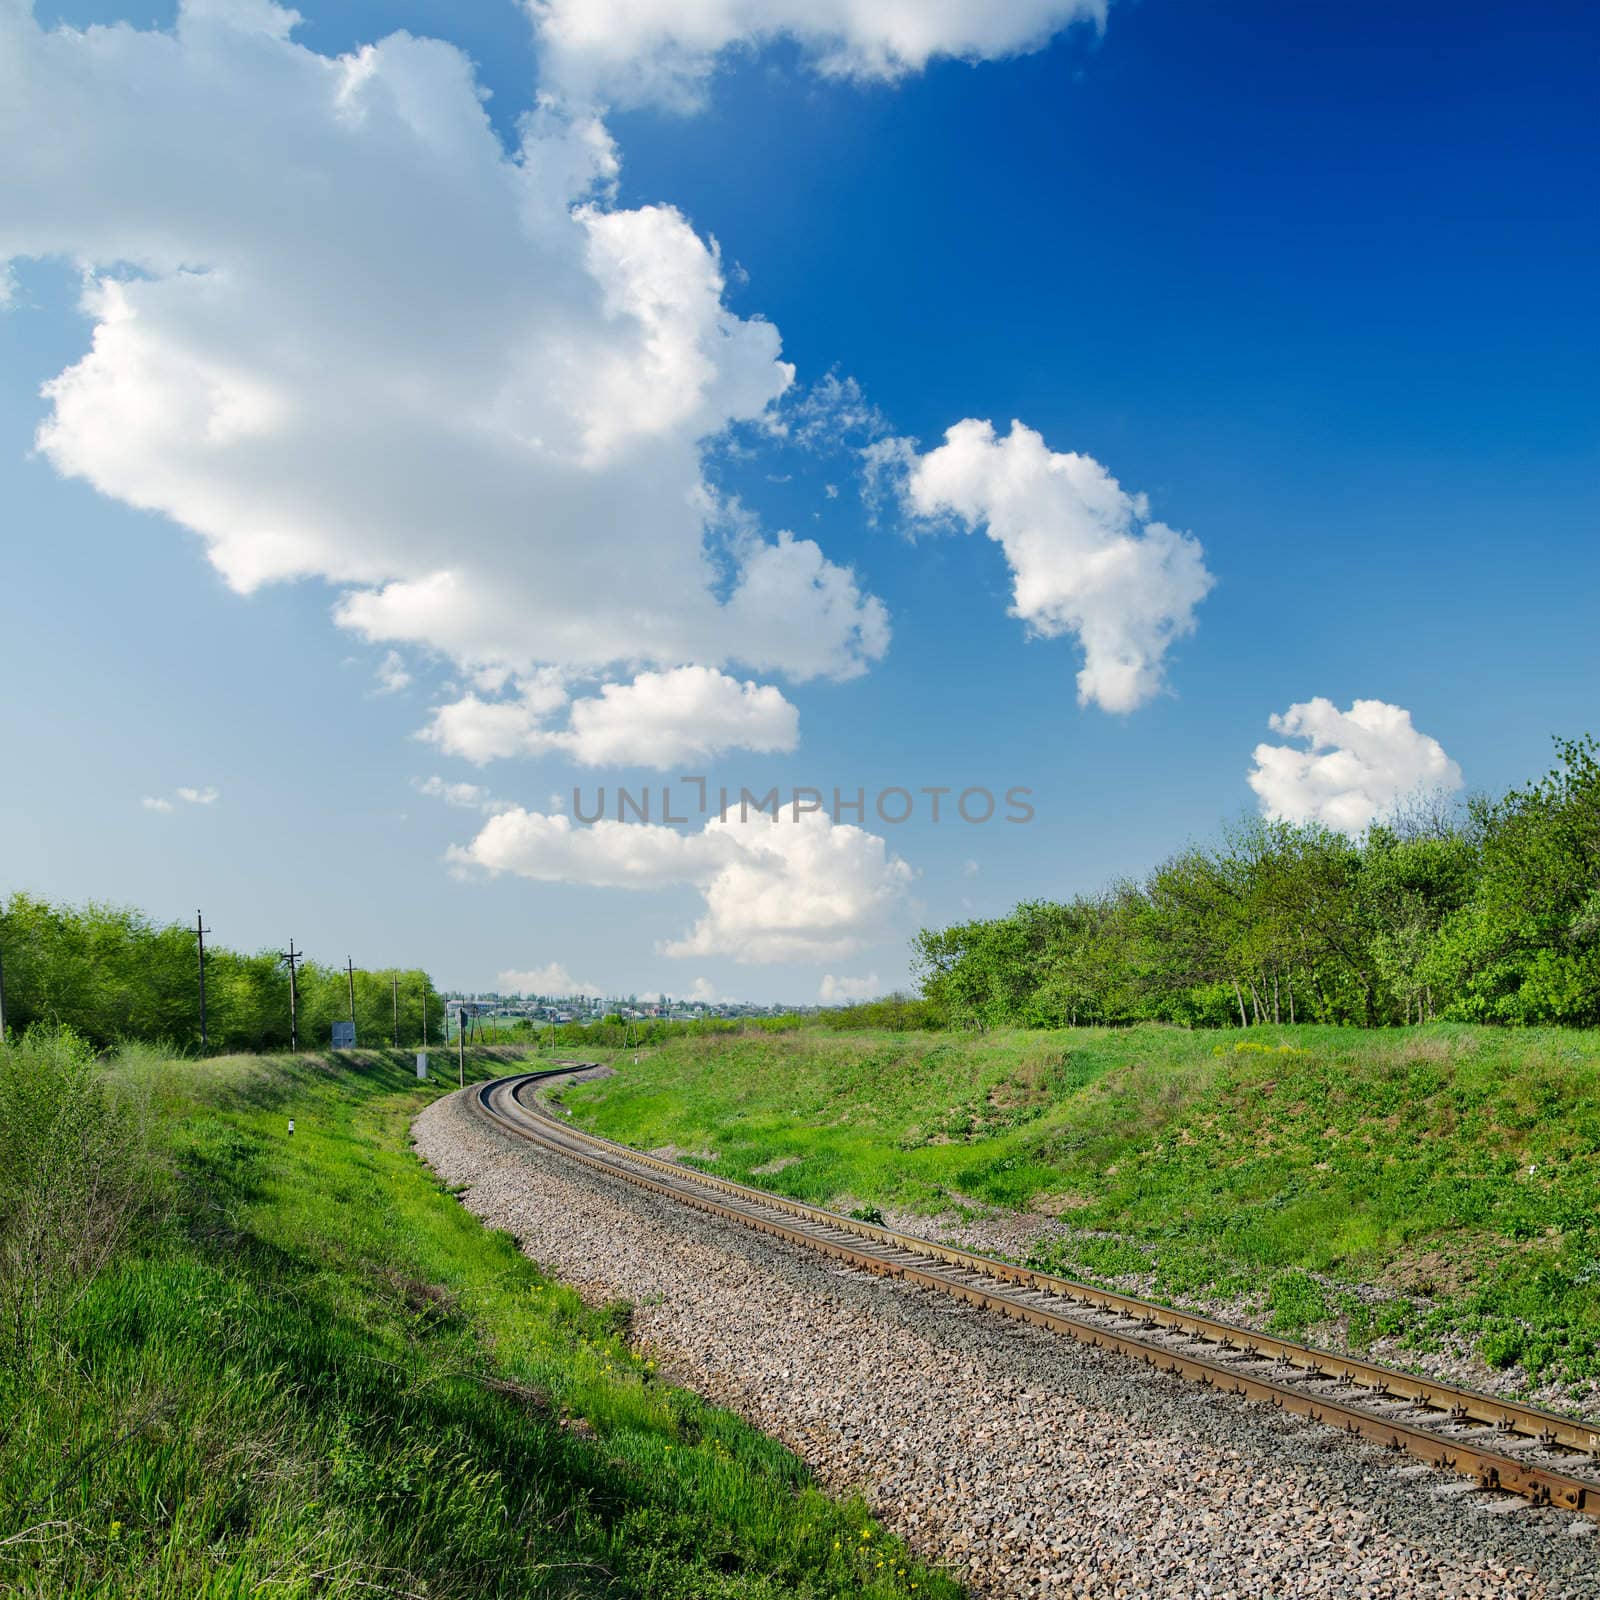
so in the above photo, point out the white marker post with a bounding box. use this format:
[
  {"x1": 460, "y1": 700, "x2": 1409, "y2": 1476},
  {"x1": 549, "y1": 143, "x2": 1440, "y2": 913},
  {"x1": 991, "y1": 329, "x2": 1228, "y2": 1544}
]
[{"x1": 416, "y1": 1051, "x2": 429, "y2": 1080}]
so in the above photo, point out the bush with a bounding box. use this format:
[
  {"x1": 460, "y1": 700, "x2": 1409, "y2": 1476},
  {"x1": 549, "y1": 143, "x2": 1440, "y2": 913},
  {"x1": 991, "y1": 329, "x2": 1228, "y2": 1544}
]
[{"x1": 0, "y1": 1027, "x2": 158, "y2": 1357}]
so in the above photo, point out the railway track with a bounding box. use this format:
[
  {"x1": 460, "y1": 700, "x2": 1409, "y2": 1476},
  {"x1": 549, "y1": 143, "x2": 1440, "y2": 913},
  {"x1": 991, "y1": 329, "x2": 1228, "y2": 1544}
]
[{"x1": 474, "y1": 1065, "x2": 1600, "y2": 1520}]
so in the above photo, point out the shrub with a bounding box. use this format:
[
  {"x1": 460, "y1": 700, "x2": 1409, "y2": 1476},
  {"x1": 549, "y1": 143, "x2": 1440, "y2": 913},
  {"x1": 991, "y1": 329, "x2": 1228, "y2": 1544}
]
[{"x1": 0, "y1": 1027, "x2": 157, "y2": 1358}]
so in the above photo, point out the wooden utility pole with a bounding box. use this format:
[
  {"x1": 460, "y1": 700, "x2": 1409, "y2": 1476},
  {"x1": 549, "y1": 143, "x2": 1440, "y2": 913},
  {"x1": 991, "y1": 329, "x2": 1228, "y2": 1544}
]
[
  {"x1": 0, "y1": 944, "x2": 7, "y2": 1039},
  {"x1": 391, "y1": 975, "x2": 399, "y2": 1048},
  {"x1": 279, "y1": 939, "x2": 303, "y2": 1050},
  {"x1": 421, "y1": 986, "x2": 428, "y2": 1047},
  {"x1": 196, "y1": 909, "x2": 211, "y2": 1052},
  {"x1": 457, "y1": 1005, "x2": 466, "y2": 1088},
  {"x1": 346, "y1": 956, "x2": 357, "y2": 1027}
]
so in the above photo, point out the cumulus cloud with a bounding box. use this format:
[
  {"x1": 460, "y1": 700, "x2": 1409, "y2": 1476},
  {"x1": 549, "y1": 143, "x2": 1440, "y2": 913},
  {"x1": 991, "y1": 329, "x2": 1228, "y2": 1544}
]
[
  {"x1": 177, "y1": 785, "x2": 220, "y2": 805},
  {"x1": 563, "y1": 666, "x2": 799, "y2": 768},
  {"x1": 422, "y1": 665, "x2": 799, "y2": 768},
  {"x1": 906, "y1": 420, "x2": 1213, "y2": 712},
  {"x1": 819, "y1": 971, "x2": 879, "y2": 1004},
  {"x1": 530, "y1": 0, "x2": 1106, "y2": 110},
  {"x1": 685, "y1": 976, "x2": 722, "y2": 1003},
  {"x1": 141, "y1": 796, "x2": 174, "y2": 813},
  {"x1": 1247, "y1": 698, "x2": 1463, "y2": 835},
  {"x1": 3, "y1": 1, "x2": 887, "y2": 763},
  {"x1": 499, "y1": 962, "x2": 598, "y2": 995},
  {"x1": 450, "y1": 807, "x2": 913, "y2": 963}
]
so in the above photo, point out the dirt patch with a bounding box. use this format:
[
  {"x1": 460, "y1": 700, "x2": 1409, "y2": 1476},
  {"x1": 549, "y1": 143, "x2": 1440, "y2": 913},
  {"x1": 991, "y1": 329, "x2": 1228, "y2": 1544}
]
[
  {"x1": 648, "y1": 1145, "x2": 718, "y2": 1164},
  {"x1": 1380, "y1": 1243, "x2": 1482, "y2": 1299}
]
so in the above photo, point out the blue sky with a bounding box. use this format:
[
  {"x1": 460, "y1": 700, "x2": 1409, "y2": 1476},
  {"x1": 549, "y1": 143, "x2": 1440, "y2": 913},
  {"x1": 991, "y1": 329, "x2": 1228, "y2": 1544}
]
[{"x1": 2, "y1": 0, "x2": 1596, "y2": 1000}]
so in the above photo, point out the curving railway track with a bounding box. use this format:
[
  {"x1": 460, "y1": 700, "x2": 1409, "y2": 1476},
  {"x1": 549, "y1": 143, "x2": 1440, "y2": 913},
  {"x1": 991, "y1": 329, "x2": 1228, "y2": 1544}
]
[{"x1": 474, "y1": 1065, "x2": 1600, "y2": 1521}]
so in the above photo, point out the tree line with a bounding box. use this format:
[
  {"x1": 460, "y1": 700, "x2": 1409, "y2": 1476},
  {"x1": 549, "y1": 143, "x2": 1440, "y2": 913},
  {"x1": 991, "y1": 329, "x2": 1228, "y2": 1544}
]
[
  {"x1": 912, "y1": 736, "x2": 1600, "y2": 1031},
  {"x1": 0, "y1": 894, "x2": 441, "y2": 1053}
]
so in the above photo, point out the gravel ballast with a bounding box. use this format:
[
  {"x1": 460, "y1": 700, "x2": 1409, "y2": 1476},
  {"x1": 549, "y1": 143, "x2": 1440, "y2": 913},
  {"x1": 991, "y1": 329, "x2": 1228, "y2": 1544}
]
[{"x1": 413, "y1": 1089, "x2": 1599, "y2": 1599}]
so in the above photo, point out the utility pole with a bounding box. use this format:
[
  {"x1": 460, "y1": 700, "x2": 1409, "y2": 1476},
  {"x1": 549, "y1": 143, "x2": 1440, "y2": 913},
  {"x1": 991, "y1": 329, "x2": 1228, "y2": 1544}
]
[
  {"x1": 457, "y1": 1005, "x2": 466, "y2": 1088},
  {"x1": 196, "y1": 909, "x2": 211, "y2": 1052},
  {"x1": 0, "y1": 944, "x2": 7, "y2": 1039},
  {"x1": 391, "y1": 975, "x2": 399, "y2": 1048},
  {"x1": 279, "y1": 939, "x2": 303, "y2": 1050},
  {"x1": 421, "y1": 985, "x2": 428, "y2": 1047},
  {"x1": 346, "y1": 956, "x2": 357, "y2": 1028}
]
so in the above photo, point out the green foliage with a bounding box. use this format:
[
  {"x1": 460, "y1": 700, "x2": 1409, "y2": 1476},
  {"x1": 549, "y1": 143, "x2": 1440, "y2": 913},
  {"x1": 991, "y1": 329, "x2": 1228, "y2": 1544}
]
[
  {"x1": 0, "y1": 1039, "x2": 956, "y2": 1599},
  {"x1": 0, "y1": 1027, "x2": 159, "y2": 1357},
  {"x1": 0, "y1": 891, "x2": 442, "y2": 1052},
  {"x1": 910, "y1": 735, "x2": 1600, "y2": 1032},
  {"x1": 1266, "y1": 1270, "x2": 1331, "y2": 1334}
]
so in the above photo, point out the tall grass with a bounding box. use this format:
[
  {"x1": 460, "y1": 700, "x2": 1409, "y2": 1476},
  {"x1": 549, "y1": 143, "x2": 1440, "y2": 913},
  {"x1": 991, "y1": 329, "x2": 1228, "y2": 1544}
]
[
  {"x1": 0, "y1": 1038, "x2": 957, "y2": 1598},
  {"x1": 0, "y1": 1028, "x2": 159, "y2": 1361}
]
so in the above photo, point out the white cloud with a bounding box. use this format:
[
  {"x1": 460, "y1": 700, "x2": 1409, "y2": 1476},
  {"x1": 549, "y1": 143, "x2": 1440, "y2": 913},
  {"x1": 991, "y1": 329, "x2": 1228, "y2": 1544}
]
[
  {"x1": 418, "y1": 678, "x2": 570, "y2": 764},
  {"x1": 141, "y1": 796, "x2": 174, "y2": 813},
  {"x1": 374, "y1": 651, "x2": 412, "y2": 695},
  {"x1": 1247, "y1": 698, "x2": 1463, "y2": 836},
  {"x1": 413, "y1": 774, "x2": 510, "y2": 813},
  {"x1": 962, "y1": 858, "x2": 979, "y2": 876},
  {"x1": 450, "y1": 806, "x2": 913, "y2": 963},
  {"x1": 4, "y1": 2, "x2": 887, "y2": 756},
  {"x1": 788, "y1": 371, "x2": 891, "y2": 452},
  {"x1": 499, "y1": 962, "x2": 598, "y2": 996},
  {"x1": 685, "y1": 976, "x2": 722, "y2": 1003},
  {"x1": 819, "y1": 971, "x2": 879, "y2": 1004},
  {"x1": 906, "y1": 420, "x2": 1213, "y2": 712},
  {"x1": 177, "y1": 785, "x2": 220, "y2": 805},
  {"x1": 530, "y1": 0, "x2": 1106, "y2": 111},
  {"x1": 422, "y1": 665, "x2": 800, "y2": 769},
  {"x1": 562, "y1": 665, "x2": 798, "y2": 768},
  {"x1": 452, "y1": 809, "x2": 726, "y2": 889}
]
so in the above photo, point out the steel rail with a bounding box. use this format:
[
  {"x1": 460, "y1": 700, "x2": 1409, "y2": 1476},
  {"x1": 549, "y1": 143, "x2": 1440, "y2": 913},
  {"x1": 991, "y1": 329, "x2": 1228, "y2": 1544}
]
[{"x1": 472, "y1": 1066, "x2": 1599, "y2": 1517}]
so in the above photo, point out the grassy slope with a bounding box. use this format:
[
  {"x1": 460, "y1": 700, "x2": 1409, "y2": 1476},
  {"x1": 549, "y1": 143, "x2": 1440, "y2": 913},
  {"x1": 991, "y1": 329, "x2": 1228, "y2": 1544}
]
[
  {"x1": 561, "y1": 1024, "x2": 1600, "y2": 1395},
  {"x1": 0, "y1": 1044, "x2": 957, "y2": 1600}
]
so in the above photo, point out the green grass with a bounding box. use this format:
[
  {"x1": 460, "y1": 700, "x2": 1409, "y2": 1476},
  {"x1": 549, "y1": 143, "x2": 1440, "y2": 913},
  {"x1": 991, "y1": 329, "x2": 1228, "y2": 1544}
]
[
  {"x1": 0, "y1": 1035, "x2": 958, "y2": 1599},
  {"x1": 560, "y1": 1023, "x2": 1600, "y2": 1396}
]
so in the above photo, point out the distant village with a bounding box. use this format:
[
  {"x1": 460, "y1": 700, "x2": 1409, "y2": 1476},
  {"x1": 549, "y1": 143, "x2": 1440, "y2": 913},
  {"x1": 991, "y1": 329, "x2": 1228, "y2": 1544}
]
[{"x1": 438, "y1": 990, "x2": 812, "y2": 1028}]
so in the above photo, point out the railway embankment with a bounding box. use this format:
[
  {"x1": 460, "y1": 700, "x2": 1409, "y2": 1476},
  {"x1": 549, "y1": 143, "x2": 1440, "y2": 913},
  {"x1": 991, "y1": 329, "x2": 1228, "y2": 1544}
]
[
  {"x1": 415, "y1": 1082, "x2": 1600, "y2": 1599},
  {"x1": 555, "y1": 1023, "x2": 1600, "y2": 1416}
]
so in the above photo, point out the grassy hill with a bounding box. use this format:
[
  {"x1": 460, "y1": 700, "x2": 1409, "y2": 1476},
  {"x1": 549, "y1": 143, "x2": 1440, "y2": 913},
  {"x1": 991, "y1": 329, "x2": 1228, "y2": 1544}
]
[
  {"x1": 0, "y1": 1031, "x2": 954, "y2": 1600},
  {"x1": 561, "y1": 1023, "x2": 1600, "y2": 1401}
]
